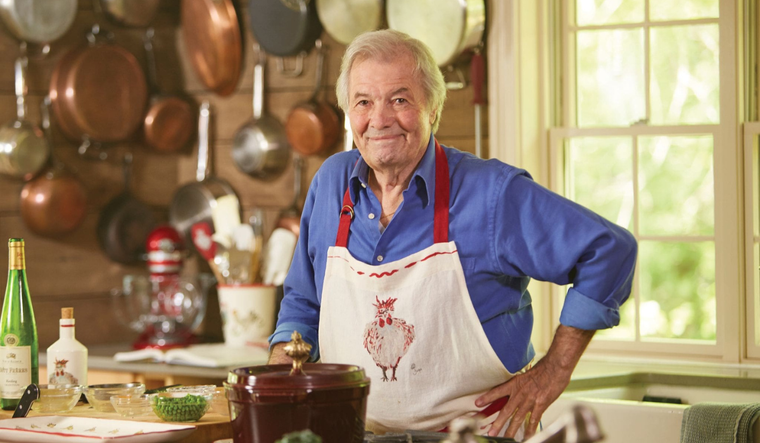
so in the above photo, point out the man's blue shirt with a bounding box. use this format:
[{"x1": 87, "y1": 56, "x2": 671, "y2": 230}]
[{"x1": 270, "y1": 135, "x2": 637, "y2": 373}]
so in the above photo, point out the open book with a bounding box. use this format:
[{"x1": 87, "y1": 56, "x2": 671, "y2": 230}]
[{"x1": 113, "y1": 343, "x2": 269, "y2": 368}]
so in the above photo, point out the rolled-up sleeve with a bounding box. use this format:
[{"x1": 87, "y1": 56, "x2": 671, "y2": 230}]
[{"x1": 494, "y1": 173, "x2": 637, "y2": 331}]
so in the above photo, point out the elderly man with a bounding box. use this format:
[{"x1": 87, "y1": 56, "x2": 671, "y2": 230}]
[{"x1": 268, "y1": 29, "x2": 637, "y2": 440}]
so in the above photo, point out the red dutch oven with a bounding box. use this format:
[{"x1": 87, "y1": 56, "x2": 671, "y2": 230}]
[{"x1": 224, "y1": 334, "x2": 371, "y2": 443}]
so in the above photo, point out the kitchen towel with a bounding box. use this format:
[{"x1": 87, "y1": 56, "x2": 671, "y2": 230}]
[{"x1": 680, "y1": 402, "x2": 760, "y2": 443}]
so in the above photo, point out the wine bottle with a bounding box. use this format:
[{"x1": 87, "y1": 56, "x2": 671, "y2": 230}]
[
  {"x1": 47, "y1": 307, "x2": 87, "y2": 387},
  {"x1": 0, "y1": 238, "x2": 38, "y2": 410}
]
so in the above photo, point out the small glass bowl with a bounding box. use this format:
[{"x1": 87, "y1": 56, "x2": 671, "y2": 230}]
[
  {"x1": 34, "y1": 384, "x2": 84, "y2": 413},
  {"x1": 209, "y1": 387, "x2": 229, "y2": 416},
  {"x1": 110, "y1": 394, "x2": 155, "y2": 418},
  {"x1": 85, "y1": 383, "x2": 145, "y2": 412},
  {"x1": 151, "y1": 389, "x2": 212, "y2": 422}
]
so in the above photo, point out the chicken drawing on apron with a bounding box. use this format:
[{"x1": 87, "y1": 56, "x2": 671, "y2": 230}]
[{"x1": 319, "y1": 140, "x2": 521, "y2": 437}]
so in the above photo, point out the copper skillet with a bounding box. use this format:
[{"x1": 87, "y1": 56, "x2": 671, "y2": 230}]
[
  {"x1": 142, "y1": 28, "x2": 195, "y2": 153},
  {"x1": 49, "y1": 26, "x2": 148, "y2": 148},
  {"x1": 181, "y1": 0, "x2": 242, "y2": 97},
  {"x1": 284, "y1": 40, "x2": 341, "y2": 157}
]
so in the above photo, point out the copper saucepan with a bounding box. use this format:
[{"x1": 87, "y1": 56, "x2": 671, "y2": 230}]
[
  {"x1": 49, "y1": 26, "x2": 148, "y2": 151},
  {"x1": 0, "y1": 55, "x2": 50, "y2": 180},
  {"x1": 284, "y1": 40, "x2": 341, "y2": 157},
  {"x1": 20, "y1": 96, "x2": 87, "y2": 238},
  {"x1": 142, "y1": 28, "x2": 195, "y2": 154}
]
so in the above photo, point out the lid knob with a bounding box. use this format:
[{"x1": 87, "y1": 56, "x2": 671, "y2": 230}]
[{"x1": 284, "y1": 331, "x2": 311, "y2": 376}]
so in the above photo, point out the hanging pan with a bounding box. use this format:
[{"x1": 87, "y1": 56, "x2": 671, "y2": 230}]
[
  {"x1": 97, "y1": 153, "x2": 157, "y2": 264},
  {"x1": 386, "y1": 0, "x2": 485, "y2": 67},
  {"x1": 248, "y1": 0, "x2": 322, "y2": 76},
  {"x1": 20, "y1": 96, "x2": 87, "y2": 238},
  {"x1": 284, "y1": 40, "x2": 341, "y2": 157},
  {"x1": 169, "y1": 101, "x2": 238, "y2": 243},
  {"x1": 231, "y1": 45, "x2": 291, "y2": 180},
  {"x1": 142, "y1": 28, "x2": 195, "y2": 153},
  {"x1": 0, "y1": 55, "x2": 50, "y2": 180},
  {"x1": 49, "y1": 25, "x2": 148, "y2": 154},
  {"x1": 181, "y1": 0, "x2": 242, "y2": 96},
  {"x1": 0, "y1": 0, "x2": 77, "y2": 44},
  {"x1": 316, "y1": 0, "x2": 385, "y2": 46}
]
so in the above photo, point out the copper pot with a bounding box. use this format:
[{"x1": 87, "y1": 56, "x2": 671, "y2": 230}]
[
  {"x1": 142, "y1": 28, "x2": 195, "y2": 153},
  {"x1": 285, "y1": 40, "x2": 341, "y2": 157},
  {"x1": 20, "y1": 97, "x2": 86, "y2": 238}
]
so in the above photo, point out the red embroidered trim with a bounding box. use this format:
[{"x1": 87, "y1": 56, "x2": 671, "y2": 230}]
[{"x1": 327, "y1": 249, "x2": 457, "y2": 279}]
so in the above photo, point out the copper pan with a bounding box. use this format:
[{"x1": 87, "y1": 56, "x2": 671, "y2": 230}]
[
  {"x1": 285, "y1": 40, "x2": 341, "y2": 157},
  {"x1": 20, "y1": 97, "x2": 87, "y2": 238},
  {"x1": 181, "y1": 0, "x2": 242, "y2": 97},
  {"x1": 142, "y1": 28, "x2": 195, "y2": 153},
  {"x1": 49, "y1": 27, "x2": 148, "y2": 145}
]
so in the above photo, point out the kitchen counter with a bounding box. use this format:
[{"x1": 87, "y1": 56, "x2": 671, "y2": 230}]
[{"x1": 0, "y1": 403, "x2": 232, "y2": 443}]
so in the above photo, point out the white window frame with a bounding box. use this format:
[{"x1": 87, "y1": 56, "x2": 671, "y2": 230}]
[{"x1": 488, "y1": 0, "x2": 742, "y2": 362}]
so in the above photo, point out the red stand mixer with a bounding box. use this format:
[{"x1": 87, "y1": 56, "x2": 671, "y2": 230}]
[{"x1": 121, "y1": 225, "x2": 207, "y2": 350}]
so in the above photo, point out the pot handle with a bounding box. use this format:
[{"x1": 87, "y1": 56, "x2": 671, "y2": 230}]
[
  {"x1": 14, "y1": 55, "x2": 28, "y2": 121},
  {"x1": 284, "y1": 331, "x2": 311, "y2": 376},
  {"x1": 143, "y1": 27, "x2": 160, "y2": 93},
  {"x1": 275, "y1": 52, "x2": 305, "y2": 78},
  {"x1": 310, "y1": 40, "x2": 324, "y2": 101},
  {"x1": 196, "y1": 101, "x2": 211, "y2": 182},
  {"x1": 252, "y1": 44, "x2": 266, "y2": 120}
]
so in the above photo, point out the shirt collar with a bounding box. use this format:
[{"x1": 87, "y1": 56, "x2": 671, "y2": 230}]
[{"x1": 348, "y1": 134, "x2": 436, "y2": 207}]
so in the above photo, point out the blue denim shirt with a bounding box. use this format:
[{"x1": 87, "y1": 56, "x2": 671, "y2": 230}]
[{"x1": 271, "y1": 135, "x2": 637, "y2": 373}]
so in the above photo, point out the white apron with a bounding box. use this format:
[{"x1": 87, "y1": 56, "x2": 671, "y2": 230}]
[{"x1": 319, "y1": 141, "x2": 518, "y2": 435}]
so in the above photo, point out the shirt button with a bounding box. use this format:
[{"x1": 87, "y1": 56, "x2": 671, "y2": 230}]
[
  {"x1": 377, "y1": 255, "x2": 384, "y2": 262},
  {"x1": 368, "y1": 213, "x2": 376, "y2": 220}
]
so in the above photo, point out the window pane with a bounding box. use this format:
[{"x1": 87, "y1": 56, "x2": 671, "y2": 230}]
[
  {"x1": 639, "y1": 241, "x2": 715, "y2": 341},
  {"x1": 638, "y1": 135, "x2": 714, "y2": 236},
  {"x1": 576, "y1": 0, "x2": 643, "y2": 26},
  {"x1": 650, "y1": 0, "x2": 719, "y2": 21},
  {"x1": 577, "y1": 29, "x2": 645, "y2": 127},
  {"x1": 566, "y1": 137, "x2": 633, "y2": 230},
  {"x1": 650, "y1": 25, "x2": 719, "y2": 125}
]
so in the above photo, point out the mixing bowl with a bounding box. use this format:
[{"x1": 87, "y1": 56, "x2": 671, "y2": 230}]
[{"x1": 85, "y1": 383, "x2": 145, "y2": 412}]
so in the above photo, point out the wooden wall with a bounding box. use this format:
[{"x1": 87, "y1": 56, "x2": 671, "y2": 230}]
[{"x1": 0, "y1": 0, "x2": 488, "y2": 350}]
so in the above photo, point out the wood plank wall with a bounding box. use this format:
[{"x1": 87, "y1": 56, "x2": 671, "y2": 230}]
[{"x1": 0, "y1": 0, "x2": 488, "y2": 350}]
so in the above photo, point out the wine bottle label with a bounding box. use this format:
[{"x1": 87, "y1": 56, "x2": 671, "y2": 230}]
[{"x1": 0, "y1": 345, "x2": 31, "y2": 399}]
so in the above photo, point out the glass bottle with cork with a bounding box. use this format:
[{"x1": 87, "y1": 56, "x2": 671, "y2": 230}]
[
  {"x1": 0, "y1": 238, "x2": 38, "y2": 410},
  {"x1": 47, "y1": 307, "x2": 87, "y2": 386}
]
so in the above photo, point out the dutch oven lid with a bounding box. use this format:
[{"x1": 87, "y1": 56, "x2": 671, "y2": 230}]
[{"x1": 227, "y1": 332, "x2": 370, "y2": 390}]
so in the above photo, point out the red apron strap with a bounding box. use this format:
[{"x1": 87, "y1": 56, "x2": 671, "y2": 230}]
[
  {"x1": 335, "y1": 139, "x2": 450, "y2": 247},
  {"x1": 335, "y1": 187, "x2": 354, "y2": 247},
  {"x1": 433, "y1": 139, "x2": 449, "y2": 243}
]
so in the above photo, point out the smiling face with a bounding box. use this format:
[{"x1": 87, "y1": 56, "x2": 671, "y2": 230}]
[{"x1": 347, "y1": 53, "x2": 436, "y2": 176}]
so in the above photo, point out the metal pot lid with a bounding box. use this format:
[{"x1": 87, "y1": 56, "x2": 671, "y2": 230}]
[
  {"x1": 248, "y1": 0, "x2": 322, "y2": 57},
  {"x1": 98, "y1": 0, "x2": 161, "y2": 28},
  {"x1": 386, "y1": 0, "x2": 485, "y2": 67},
  {"x1": 316, "y1": 0, "x2": 384, "y2": 46},
  {"x1": 0, "y1": 0, "x2": 77, "y2": 44}
]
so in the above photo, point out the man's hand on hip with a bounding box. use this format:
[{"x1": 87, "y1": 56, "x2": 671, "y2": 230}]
[{"x1": 475, "y1": 325, "x2": 596, "y2": 440}]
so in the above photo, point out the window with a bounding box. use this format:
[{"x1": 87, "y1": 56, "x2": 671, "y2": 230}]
[{"x1": 548, "y1": 0, "x2": 740, "y2": 359}]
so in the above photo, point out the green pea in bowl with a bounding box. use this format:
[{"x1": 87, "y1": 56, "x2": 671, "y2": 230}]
[{"x1": 150, "y1": 390, "x2": 212, "y2": 422}]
